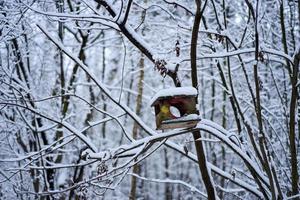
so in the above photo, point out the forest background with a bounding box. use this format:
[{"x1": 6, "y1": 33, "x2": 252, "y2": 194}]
[{"x1": 0, "y1": 0, "x2": 299, "y2": 199}]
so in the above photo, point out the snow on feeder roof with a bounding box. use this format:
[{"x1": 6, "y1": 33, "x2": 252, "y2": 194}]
[{"x1": 150, "y1": 87, "x2": 197, "y2": 106}]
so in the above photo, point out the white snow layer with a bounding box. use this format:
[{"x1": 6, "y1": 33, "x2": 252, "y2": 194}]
[{"x1": 150, "y1": 87, "x2": 198, "y2": 106}]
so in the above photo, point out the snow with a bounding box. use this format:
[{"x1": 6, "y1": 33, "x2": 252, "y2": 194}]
[
  {"x1": 129, "y1": 173, "x2": 207, "y2": 198},
  {"x1": 81, "y1": 116, "x2": 268, "y2": 196},
  {"x1": 25, "y1": 3, "x2": 119, "y2": 30},
  {"x1": 150, "y1": 86, "x2": 198, "y2": 106},
  {"x1": 87, "y1": 150, "x2": 111, "y2": 161},
  {"x1": 163, "y1": 114, "x2": 201, "y2": 123},
  {"x1": 57, "y1": 169, "x2": 67, "y2": 186},
  {"x1": 178, "y1": 47, "x2": 294, "y2": 64},
  {"x1": 124, "y1": 23, "x2": 154, "y2": 56},
  {"x1": 0, "y1": 0, "x2": 296, "y2": 199}
]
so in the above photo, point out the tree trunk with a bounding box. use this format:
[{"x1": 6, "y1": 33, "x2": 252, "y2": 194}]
[
  {"x1": 129, "y1": 54, "x2": 144, "y2": 200},
  {"x1": 190, "y1": 1, "x2": 217, "y2": 199}
]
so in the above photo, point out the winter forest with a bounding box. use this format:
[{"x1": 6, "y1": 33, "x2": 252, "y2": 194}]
[{"x1": 0, "y1": 0, "x2": 299, "y2": 199}]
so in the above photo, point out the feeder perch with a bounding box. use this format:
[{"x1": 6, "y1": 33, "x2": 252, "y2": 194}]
[{"x1": 150, "y1": 87, "x2": 201, "y2": 130}]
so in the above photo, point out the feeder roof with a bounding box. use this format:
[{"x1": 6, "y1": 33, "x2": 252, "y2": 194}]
[{"x1": 150, "y1": 87, "x2": 197, "y2": 106}]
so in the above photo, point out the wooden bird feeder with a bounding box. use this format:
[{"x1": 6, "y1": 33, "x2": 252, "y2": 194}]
[{"x1": 150, "y1": 87, "x2": 201, "y2": 130}]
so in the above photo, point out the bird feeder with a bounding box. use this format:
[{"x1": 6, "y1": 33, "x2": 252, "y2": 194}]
[{"x1": 150, "y1": 87, "x2": 201, "y2": 130}]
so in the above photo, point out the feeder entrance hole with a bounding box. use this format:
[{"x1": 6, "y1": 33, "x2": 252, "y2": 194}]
[{"x1": 170, "y1": 106, "x2": 181, "y2": 118}]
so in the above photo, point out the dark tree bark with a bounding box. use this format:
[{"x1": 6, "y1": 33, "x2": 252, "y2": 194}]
[{"x1": 190, "y1": 0, "x2": 217, "y2": 199}]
